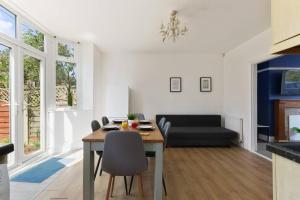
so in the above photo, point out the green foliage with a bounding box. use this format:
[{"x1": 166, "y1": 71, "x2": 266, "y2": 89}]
[
  {"x1": 22, "y1": 28, "x2": 44, "y2": 52},
  {"x1": 67, "y1": 87, "x2": 73, "y2": 106},
  {"x1": 56, "y1": 61, "x2": 76, "y2": 106},
  {"x1": 292, "y1": 127, "x2": 300, "y2": 133},
  {"x1": 0, "y1": 48, "x2": 9, "y2": 89},
  {"x1": 127, "y1": 113, "x2": 136, "y2": 120},
  {"x1": 58, "y1": 43, "x2": 74, "y2": 58}
]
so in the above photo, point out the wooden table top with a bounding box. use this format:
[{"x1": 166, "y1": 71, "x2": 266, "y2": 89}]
[{"x1": 82, "y1": 124, "x2": 164, "y2": 143}]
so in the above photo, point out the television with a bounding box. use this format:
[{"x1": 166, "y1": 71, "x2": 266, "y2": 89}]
[{"x1": 281, "y1": 70, "x2": 300, "y2": 95}]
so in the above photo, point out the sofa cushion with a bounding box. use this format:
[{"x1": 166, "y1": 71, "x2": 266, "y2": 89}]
[
  {"x1": 156, "y1": 115, "x2": 221, "y2": 127},
  {"x1": 169, "y1": 127, "x2": 237, "y2": 140}
]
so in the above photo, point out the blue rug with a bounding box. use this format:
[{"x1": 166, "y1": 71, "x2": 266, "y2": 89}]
[{"x1": 11, "y1": 157, "x2": 65, "y2": 183}]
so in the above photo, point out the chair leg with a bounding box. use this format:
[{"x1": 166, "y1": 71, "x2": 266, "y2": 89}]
[
  {"x1": 94, "y1": 156, "x2": 101, "y2": 180},
  {"x1": 163, "y1": 175, "x2": 167, "y2": 195},
  {"x1": 106, "y1": 175, "x2": 113, "y2": 200},
  {"x1": 137, "y1": 175, "x2": 144, "y2": 197},
  {"x1": 110, "y1": 176, "x2": 115, "y2": 197},
  {"x1": 128, "y1": 176, "x2": 134, "y2": 195},
  {"x1": 124, "y1": 176, "x2": 128, "y2": 195}
]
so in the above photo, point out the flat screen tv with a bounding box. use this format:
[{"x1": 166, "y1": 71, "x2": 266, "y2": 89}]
[{"x1": 281, "y1": 70, "x2": 300, "y2": 95}]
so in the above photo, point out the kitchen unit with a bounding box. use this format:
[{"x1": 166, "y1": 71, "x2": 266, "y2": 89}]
[
  {"x1": 267, "y1": 143, "x2": 300, "y2": 200},
  {"x1": 272, "y1": 0, "x2": 300, "y2": 54}
]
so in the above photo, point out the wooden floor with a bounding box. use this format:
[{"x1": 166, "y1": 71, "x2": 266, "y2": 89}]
[{"x1": 35, "y1": 147, "x2": 272, "y2": 200}]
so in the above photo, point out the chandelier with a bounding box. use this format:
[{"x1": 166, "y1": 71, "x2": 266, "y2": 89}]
[{"x1": 160, "y1": 10, "x2": 188, "y2": 42}]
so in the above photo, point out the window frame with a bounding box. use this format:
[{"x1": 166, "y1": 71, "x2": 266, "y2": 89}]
[
  {"x1": 0, "y1": 4, "x2": 17, "y2": 39},
  {"x1": 54, "y1": 38, "x2": 79, "y2": 108},
  {"x1": 19, "y1": 18, "x2": 46, "y2": 53},
  {"x1": 0, "y1": 1, "x2": 48, "y2": 57}
]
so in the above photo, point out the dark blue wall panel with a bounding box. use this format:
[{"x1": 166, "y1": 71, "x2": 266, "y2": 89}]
[{"x1": 257, "y1": 55, "x2": 300, "y2": 138}]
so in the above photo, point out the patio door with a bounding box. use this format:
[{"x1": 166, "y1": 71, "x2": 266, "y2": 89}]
[
  {"x1": 19, "y1": 50, "x2": 45, "y2": 161},
  {"x1": 0, "y1": 40, "x2": 17, "y2": 166}
]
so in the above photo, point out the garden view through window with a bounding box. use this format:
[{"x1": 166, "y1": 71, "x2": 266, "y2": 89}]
[
  {"x1": 56, "y1": 61, "x2": 77, "y2": 107},
  {"x1": 0, "y1": 44, "x2": 10, "y2": 144},
  {"x1": 23, "y1": 55, "x2": 41, "y2": 155},
  {"x1": 21, "y1": 22, "x2": 44, "y2": 52},
  {"x1": 58, "y1": 42, "x2": 74, "y2": 58}
]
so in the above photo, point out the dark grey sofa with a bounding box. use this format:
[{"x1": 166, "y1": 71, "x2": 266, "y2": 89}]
[{"x1": 156, "y1": 115, "x2": 238, "y2": 147}]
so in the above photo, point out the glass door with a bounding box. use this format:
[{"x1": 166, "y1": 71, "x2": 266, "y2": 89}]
[
  {"x1": 20, "y1": 51, "x2": 45, "y2": 160},
  {"x1": 0, "y1": 44, "x2": 11, "y2": 144},
  {"x1": 0, "y1": 41, "x2": 17, "y2": 166}
]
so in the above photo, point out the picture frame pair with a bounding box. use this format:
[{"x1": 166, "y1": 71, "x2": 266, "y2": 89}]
[{"x1": 169, "y1": 77, "x2": 212, "y2": 92}]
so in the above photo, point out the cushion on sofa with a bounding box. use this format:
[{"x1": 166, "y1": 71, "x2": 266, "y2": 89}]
[
  {"x1": 156, "y1": 115, "x2": 221, "y2": 127},
  {"x1": 169, "y1": 127, "x2": 237, "y2": 140}
]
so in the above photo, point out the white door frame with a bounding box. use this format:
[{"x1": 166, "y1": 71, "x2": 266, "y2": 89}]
[{"x1": 250, "y1": 55, "x2": 281, "y2": 153}]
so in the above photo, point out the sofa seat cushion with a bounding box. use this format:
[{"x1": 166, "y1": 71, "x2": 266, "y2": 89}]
[{"x1": 169, "y1": 127, "x2": 237, "y2": 140}]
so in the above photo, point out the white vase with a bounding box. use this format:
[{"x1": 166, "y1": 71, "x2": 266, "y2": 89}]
[{"x1": 128, "y1": 120, "x2": 133, "y2": 127}]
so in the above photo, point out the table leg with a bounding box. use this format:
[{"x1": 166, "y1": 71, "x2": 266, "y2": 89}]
[
  {"x1": 83, "y1": 142, "x2": 94, "y2": 200},
  {"x1": 154, "y1": 143, "x2": 163, "y2": 200}
]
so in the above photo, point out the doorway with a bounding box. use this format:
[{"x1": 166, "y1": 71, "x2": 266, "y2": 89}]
[
  {"x1": 253, "y1": 55, "x2": 300, "y2": 158},
  {"x1": 0, "y1": 40, "x2": 45, "y2": 166}
]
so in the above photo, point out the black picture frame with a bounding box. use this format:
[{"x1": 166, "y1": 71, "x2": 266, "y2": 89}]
[
  {"x1": 200, "y1": 77, "x2": 212, "y2": 92},
  {"x1": 170, "y1": 77, "x2": 182, "y2": 92}
]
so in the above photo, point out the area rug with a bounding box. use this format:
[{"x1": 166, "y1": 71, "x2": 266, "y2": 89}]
[{"x1": 11, "y1": 157, "x2": 65, "y2": 183}]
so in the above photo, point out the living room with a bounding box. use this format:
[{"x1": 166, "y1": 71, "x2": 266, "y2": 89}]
[{"x1": 1, "y1": 0, "x2": 300, "y2": 199}]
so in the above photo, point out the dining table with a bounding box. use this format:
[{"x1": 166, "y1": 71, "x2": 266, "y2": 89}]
[{"x1": 82, "y1": 122, "x2": 164, "y2": 200}]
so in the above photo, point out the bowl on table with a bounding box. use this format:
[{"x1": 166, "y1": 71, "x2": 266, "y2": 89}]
[
  {"x1": 138, "y1": 120, "x2": 152, "y2": 125},
  {"x1": 102, "y1": 125, "x2": 120, "y2": 131},
  {"x1": 137, "y1": 125, "x2": 155, "y2": 131},
  {"x1": 112, "y1": 119, "x2": 124, "y2": 124}
]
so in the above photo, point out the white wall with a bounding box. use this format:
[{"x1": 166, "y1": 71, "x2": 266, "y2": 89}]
[
  {"x1": 47, "y1": 41, "x2": 95, "y2": 153},
  {"x1": 94, "y1": 53, "x2": 224, "y2": 120},
  {"x1": 223, "y1": 29, "x2": 277, "y2": 150}
]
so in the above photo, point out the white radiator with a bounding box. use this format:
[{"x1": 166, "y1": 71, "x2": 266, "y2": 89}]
[{"x1": 224, "y1": 115, "x2": 244, "y2": 147}]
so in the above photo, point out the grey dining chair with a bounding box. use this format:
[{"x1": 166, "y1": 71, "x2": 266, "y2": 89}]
[
  {"x1": 102, "y1": 116, "x2": 109, "y2": 126},
  {"x1": 129, "y1": 121, "x2": 171, "y2": 196},
  {"x1": 102, "y1": 131, "x2": 148, "y2": 200},
  {"x1": 91, "y1": 120, "x2": 103, "y2": 180},
  {"x1": 158, "y1": 117, "x2": 166, "y2": 132},
  {"x1": 134, "y1": 113, "x2": 145, "y2": 120}
]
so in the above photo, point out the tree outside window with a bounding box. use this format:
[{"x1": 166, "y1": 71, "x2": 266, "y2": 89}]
[{"x1": 56, "y1": 61, "x2": 77, "y2": 107}]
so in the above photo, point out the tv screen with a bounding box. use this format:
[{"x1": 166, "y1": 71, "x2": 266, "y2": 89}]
[{"x1": 281, "y1": 70, "x2": 300, "y2": 95}]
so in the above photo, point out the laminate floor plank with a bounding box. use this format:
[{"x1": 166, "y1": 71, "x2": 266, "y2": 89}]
[{"x1": 34, "y1": 147, "x2": 272, "y2": 200}]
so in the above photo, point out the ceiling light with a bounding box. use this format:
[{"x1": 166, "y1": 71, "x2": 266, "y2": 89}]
[{"x1": 160, "y1": 10, "x2": 188, "y2": 42}]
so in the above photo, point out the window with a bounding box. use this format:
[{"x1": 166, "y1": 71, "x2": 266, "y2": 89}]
[
  {"x1": 21, "y1": 22, "x2": 44, "y2": 51},
  {"x1": 58, "y1": 43, "x2": 74, "y2": 58},
  {"x1": 0, "y1": 5, "x2": 16, "y2": 38},
  {"x1": 56, "y1": 41, "x2": 77, "y2": 107}
]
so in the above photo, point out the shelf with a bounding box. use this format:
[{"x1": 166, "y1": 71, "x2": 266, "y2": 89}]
[{"x1": 269, "y1": 95, "x2": 300, "y2": 100}]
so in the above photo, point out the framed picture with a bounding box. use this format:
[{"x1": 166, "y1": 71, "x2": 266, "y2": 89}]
[
  {"x1": 200, "y1": 77, "x2": 212, "y2": 92},
  {"x1": 170, "y1": 77, "x2": 182, "y2": 92}
]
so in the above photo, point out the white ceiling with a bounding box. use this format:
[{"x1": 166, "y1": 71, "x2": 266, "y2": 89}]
[{"x1": 6, "y1": 0, "x2": 270, "y2": 53}]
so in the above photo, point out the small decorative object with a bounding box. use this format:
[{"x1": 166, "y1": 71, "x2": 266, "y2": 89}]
[
  {"x1": 132, "y1": 121, "x2": 138, "y2": 129},
  {"x1": 200, "y1": 77, "x2": 212, "y2": 92},
  {"x1": 160, "y1": 10, "x2": 188, "y2": 42},
  {"x1": 127, "y1": 113, "x2": 136, "y2": 127},
  {"x1": 121, "y1": 121, "x2": 128, "y2": 129},
  {"x1": 170, "y1": 77, "x2": 182, "y2": 92}
]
